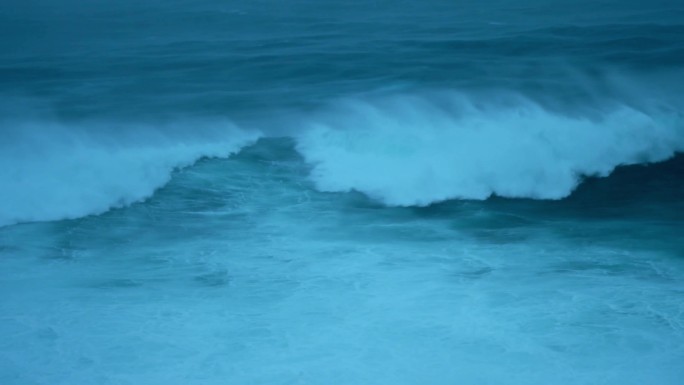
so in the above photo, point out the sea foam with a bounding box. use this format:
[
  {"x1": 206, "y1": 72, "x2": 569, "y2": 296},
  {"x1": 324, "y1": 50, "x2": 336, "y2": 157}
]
[
  {"x1": 0, "y1": 120, "x2": 259, "y2": 227},
  {"x1": 295, "y1": 92, "x2": 683, "y2": 206}
]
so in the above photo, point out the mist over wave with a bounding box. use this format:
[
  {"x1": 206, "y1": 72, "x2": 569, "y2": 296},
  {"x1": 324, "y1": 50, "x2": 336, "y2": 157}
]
[
  {"x1": 0, "y1": 120, "x2": 259, "y2": 227},
  {"x1": 296, "y1": 91, "x2": 684, "y2": 206}
]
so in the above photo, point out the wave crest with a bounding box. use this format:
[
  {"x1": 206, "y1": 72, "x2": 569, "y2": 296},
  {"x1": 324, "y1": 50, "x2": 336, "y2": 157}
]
[
  {"x1": 295, "y1": 93, "x2": 683, "y2": 206},
  {"x1": 0, "y1": 120, "x2": 259, "y2": 227}
]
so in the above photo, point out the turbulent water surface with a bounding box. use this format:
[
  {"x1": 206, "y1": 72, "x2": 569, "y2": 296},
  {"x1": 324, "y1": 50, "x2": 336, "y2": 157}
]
[{"x1": 1, "y1": 1, "x2": 684, "y2": 384}]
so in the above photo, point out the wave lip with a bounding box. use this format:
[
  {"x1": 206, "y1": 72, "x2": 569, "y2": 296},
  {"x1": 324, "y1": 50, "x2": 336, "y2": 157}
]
[
  {"x1": 0, "y1": 120, "x2": 260, "y2": 227},
  {"x1": 295, "y1": 92, "x2": 684, "y2": 206}
]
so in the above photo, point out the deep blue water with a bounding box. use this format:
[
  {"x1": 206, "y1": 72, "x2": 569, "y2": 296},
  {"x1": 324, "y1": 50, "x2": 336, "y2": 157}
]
[{"x1": 1, "y1": 1, "x2": 684, "y2": 384}]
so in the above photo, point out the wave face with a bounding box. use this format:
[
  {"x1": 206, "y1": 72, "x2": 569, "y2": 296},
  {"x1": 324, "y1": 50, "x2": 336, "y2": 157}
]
[
  {"x1": 296, "y1": 93, "x2": 684, "y2": 206},
  {"x1": 0, "y1": 121, "x2": 259, "y2": 227}
]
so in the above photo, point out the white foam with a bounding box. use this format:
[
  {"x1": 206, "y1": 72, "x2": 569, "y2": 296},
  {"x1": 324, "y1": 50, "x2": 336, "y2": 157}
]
[
  {"x1": 295, "y1": 92, "x2": 683, "y2": 206},
  {"x1": 0, "y1": 120, "x2": 259, "y2": 227}
]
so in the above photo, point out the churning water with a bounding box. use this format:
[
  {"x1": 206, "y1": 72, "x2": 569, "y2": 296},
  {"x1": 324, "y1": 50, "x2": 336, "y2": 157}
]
[{"x1": 1, "y1": 1, "x2": 684, "y2": 384}]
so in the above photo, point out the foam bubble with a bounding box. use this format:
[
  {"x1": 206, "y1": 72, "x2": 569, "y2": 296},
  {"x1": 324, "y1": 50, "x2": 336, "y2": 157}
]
[{"x1": 295, "y1": 93, "x2": 683, "y2": 206}]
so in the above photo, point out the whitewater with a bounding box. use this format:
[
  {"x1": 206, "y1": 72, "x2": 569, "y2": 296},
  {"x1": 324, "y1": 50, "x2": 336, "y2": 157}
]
[{"x1": 1, "y1": 0, "x2": 684, "y2": 384}]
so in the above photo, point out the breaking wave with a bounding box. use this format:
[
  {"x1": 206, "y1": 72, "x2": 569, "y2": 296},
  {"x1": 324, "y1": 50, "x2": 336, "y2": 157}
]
[
  {"x1": 0, "y1": 120, "x2": 259, "y2": 227},
  {"x1": 295, "y1": 92, "x2": 684, "y2": 206},
  {"x1": 2, "y1": 90, "x2": 682, "y2": 226}
]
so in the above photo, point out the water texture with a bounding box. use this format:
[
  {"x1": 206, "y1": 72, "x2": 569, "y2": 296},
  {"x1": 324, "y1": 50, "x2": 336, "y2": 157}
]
[{"x1": 1, "y1": 1, "x2": 683, "y2": 384}]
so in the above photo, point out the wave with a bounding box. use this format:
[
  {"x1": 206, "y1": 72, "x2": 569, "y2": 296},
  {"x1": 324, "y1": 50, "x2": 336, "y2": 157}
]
[
  {"x1": 294, "y1": 92, "x2": 684, "y2": 206},
  {"x1": 0, "y1": 120, "x2": 259, "y2": 227},
  {"x1": 2, "y1": 90, "x2": 681, "y2": 226}
]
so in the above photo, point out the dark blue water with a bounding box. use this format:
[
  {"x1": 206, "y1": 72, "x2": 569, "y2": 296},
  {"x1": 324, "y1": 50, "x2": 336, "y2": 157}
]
[{"x1": 1, "y1": 1, "x2": 683, "y2": 384}]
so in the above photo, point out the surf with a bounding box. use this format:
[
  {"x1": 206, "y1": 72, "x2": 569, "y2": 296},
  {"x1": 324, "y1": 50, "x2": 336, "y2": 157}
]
[
  {"x1": 294, "y1": 91, "x2": 684, "y2": 206},
  {"x1": 0, "y1": 119, "x2": 260, "y2": 227}
]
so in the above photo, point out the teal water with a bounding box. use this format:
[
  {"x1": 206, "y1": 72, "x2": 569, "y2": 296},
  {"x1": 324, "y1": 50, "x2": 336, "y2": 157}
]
[{"x1": 1, "y1": 1, "x2": 684, "y2": 384}]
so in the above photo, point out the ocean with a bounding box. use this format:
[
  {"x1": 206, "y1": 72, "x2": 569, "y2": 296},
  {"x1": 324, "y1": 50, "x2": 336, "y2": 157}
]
[{"x1": 1, "y1": 0, "x2": 683, "y2": 384}]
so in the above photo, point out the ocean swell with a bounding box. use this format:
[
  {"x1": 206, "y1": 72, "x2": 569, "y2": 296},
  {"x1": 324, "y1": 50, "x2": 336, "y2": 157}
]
[
  {"x1": 0, "y1": 120, "x2": 259, "y2": 227},
  {"x1": 295, "y1": 92, "x2": 684, "y2": 206}
]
